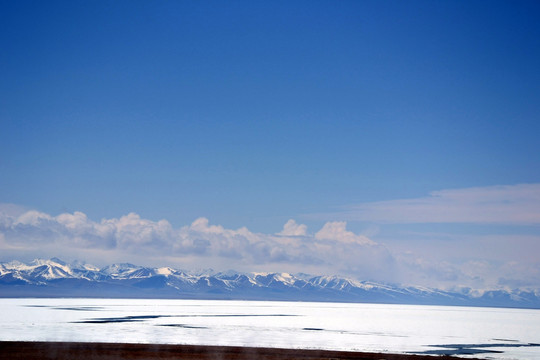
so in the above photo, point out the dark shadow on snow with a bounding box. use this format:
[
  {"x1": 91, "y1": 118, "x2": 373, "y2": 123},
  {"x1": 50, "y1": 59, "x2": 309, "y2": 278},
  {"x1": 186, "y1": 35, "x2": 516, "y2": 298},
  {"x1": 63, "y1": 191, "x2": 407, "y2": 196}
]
[
  {"x1": 411, "y1": 342, "x2": 540, "y2": 356},
  {"x1": 157, "y1": 324, "x2": 208, "y2": 329},
  {"x1": 74, "y1": 314, "x2": 299, "y2": 324}
]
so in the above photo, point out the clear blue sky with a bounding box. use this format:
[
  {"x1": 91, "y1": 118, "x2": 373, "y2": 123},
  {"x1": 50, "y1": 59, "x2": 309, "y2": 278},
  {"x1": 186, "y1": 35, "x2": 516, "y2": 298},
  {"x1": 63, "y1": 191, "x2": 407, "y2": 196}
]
[{"x1": 1, "y1": 1, "x2": 540, "y2": 288}]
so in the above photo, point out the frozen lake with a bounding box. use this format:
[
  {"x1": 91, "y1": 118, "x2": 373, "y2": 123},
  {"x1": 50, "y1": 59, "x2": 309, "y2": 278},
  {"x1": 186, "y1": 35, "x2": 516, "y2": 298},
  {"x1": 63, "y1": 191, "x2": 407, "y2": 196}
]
[{"x1": 1, "y1": 298, "x2": 539, "y2": 359}]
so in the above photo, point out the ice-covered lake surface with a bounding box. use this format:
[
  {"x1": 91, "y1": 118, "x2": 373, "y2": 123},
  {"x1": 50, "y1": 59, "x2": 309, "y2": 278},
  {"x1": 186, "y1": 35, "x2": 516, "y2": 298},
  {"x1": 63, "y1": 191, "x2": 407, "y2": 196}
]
[{"x1": 1, "y1": 299, "x2": 539, "y2": 359}]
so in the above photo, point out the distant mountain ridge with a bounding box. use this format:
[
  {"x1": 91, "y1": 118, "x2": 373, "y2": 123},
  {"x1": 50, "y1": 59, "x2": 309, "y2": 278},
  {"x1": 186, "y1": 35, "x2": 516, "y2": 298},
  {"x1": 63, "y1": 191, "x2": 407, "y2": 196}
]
[{"x1": 1, "y1": 258, "x2": 539, "y2": 309}]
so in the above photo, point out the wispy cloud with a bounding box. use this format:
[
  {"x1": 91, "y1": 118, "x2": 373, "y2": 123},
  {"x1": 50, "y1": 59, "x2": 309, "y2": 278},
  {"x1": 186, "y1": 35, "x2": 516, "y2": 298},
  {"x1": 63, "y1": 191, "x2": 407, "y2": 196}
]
[{"x1": 320, "y1": 183, "x2": 540, "y2": 225}]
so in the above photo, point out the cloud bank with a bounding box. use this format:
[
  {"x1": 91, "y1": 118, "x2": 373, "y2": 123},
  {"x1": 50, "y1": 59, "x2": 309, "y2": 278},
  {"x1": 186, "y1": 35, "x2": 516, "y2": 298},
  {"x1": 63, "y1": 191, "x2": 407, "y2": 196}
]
[
  {"x1": 0, "y1": 206, "x2": 392, "y2": 281},
  {"x1": 2, "y1": 183, "x2": 540, "y2": 290}
]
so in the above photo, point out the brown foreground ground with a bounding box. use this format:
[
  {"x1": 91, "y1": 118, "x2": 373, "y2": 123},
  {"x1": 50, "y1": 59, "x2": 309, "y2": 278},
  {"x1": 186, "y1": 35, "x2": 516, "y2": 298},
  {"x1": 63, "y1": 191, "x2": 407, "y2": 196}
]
[{"x1": 0, "y1": 341, "x2": 476, "y2": 360}]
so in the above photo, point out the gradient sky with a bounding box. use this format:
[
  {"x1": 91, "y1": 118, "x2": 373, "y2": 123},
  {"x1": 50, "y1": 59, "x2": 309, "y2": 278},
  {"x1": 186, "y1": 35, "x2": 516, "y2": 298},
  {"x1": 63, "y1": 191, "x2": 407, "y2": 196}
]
[{"x1": 1, "y1": 0, "x2": 540, "y2": 290}]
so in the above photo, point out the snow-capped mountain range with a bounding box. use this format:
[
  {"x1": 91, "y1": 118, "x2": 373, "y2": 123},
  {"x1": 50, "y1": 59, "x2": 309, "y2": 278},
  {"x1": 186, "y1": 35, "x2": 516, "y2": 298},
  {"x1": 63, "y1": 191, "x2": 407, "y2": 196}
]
[{"x1": 1, "y1": 258, "x2": 539, "y2": 309}]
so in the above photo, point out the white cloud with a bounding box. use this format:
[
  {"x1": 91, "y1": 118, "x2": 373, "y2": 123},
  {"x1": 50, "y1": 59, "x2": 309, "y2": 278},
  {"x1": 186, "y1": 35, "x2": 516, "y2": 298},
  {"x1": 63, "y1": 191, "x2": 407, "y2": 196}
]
[
  {"x1": 324, "y1": 183, "x2": 540, "y2": 225},
  {"x1": 14, "y1": 210, "x2": 53, "y2": 226},
  {"x1": 0, "y1": 206, "x2": 388, "y2": 280},
  {"x1": 278, "y1": 219, "x2": 307, "y2": 236},
  {"x1": 315, "y1": 221, "x2": 375, "y2": 245}
]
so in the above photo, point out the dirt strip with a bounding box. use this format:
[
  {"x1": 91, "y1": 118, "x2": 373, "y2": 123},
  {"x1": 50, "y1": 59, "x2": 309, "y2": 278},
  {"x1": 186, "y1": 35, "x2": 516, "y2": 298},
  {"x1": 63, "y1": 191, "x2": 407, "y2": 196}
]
[{"x1": 0, "y1": 341, "x2": 479, "y2": 360}]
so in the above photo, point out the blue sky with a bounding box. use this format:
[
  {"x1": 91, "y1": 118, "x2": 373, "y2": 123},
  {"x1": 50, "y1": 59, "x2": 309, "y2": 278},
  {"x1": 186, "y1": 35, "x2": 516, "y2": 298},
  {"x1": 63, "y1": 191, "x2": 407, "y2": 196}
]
[{"x1": 1, "y1": 1, "x2": 540, "y2": 289}]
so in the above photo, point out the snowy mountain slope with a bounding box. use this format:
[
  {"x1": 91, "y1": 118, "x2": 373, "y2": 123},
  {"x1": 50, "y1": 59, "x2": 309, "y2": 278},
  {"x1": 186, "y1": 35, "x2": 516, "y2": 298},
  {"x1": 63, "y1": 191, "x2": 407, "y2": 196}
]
[{"x1": 1, "y1": 258, "x2": 539, "y2": 308}]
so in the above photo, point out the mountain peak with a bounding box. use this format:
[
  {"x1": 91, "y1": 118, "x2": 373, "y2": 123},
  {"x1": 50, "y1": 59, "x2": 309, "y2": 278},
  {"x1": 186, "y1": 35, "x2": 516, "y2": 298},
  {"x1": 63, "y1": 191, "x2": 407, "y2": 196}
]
[{"x1": 50, "y1": 257, "x2": 67, "y2": 265}]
